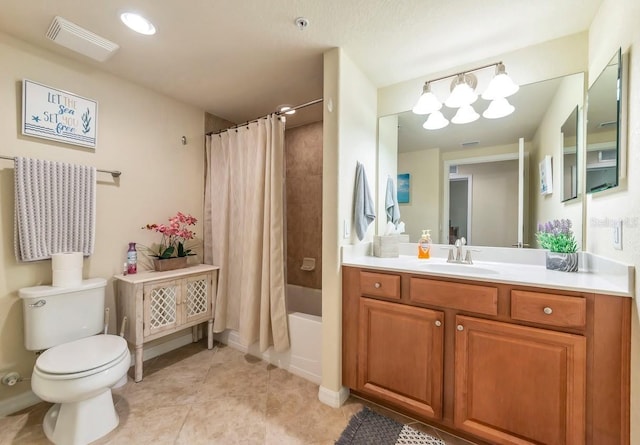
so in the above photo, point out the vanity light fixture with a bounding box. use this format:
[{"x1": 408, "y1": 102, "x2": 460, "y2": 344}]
[
  {"x1": 422, "y1": 110, "x2": 449, "y2": 130},
  {"x1": 412, "y1": 61, "x2": 518, "y2": 130},
  {"x1": 120, "y1": 12, "x2": 156, "y2": 35},
  {"x1": 482, "y1": 97, "x2": 515, "y2": 119},
  {"x1": 481, "y1": 62, "x2": 519, "y2": 100},
  {"x1": 412, "y1": 82, "x2": 442, "y2": 115},
  {"x1": 452, "y1": 104, "x2": 480, "y2": 124},
  {"x1": 444, "y1": 73, "x2": 478, "y2": 108}
]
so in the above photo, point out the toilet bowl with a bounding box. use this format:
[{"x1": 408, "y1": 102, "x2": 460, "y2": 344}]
[{"x1": 31, "y1": 335, "x2": 130, "y2": 445}]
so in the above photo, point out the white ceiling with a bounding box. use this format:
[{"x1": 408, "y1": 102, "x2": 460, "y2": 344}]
[{"x1": 0, "y1": 0, "x2": 602, "y2": 128}]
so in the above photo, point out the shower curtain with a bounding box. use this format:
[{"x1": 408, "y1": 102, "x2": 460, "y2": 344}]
[{"x1": 204, "y1": 115, "x2": 289, "y2": 353}]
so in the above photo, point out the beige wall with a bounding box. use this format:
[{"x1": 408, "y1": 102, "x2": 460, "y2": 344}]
[
  {"x1": 322, "y1": 48, "x2": 378, "y2": 395},
  {"x1": 586, "y1": 0, "x2": 640, "y2": 442},
  {"x1": 529, "y1": 73, "x2": 584, "y2": 248},
  {"x1": 285, "y1": 121, "x2": 323, "y2": 289},
  {"x1": 397, "y1": 148, "x2": 440, "y2": 242},
  {"x1": 377, "y1": 115, "x2": 398, "y2": 236},
  {"x1": 0, "y1": 32, "x2": 205, "y2": 405}
]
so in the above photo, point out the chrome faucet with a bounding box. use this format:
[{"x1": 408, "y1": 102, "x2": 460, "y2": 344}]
[{"x1": 448, "y1": 237, "x2": 475, "y2": 264}]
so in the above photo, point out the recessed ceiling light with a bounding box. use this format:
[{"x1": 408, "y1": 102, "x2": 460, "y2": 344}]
[
  {"x1": 278, "y1": 105, "x2": 296, "y2": 115},
  {"x1": 120, "y1": 12, "x2": 156, "y2": 35}
]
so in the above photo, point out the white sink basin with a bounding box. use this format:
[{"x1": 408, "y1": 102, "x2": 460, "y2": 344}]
[{"x1": 421, "y1": 263, "x2": 499, "y2": 275}]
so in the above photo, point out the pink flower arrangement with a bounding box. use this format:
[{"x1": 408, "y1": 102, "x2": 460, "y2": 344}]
[{"x1": 143, "y1": 212, "x2": 197, "y2": 258}]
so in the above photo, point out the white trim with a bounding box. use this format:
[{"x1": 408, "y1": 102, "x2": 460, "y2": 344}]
[
  {"x1": 318, "y1": 385, "x2": 350, "y2": 408},
  {"x1": 448, "y1": 174, "x2": 473, "y2": 244},
  {"x1": 139, "y1": 332, "x2": 194, "y2": 362}
]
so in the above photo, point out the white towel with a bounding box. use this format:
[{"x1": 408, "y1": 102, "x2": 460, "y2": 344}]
[
  {"x1": 14, "y1": 157, "x2": 96, "y2": 261},
  {"x1": 385, "y1": 176, "x2": 401, "y2": 225},
  {"x1": 354, "y1": 162, "x2": 376, "y2": 241}
]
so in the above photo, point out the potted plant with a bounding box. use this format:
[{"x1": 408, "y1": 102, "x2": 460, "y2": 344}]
[
  {"x1": 142, "y1": 212, "x2": 197, "y2": 271},
  {"x1": 536, "y1": 219, "x2": 578, "y2": 272}
]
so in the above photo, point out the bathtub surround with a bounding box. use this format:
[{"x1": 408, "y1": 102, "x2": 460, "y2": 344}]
[
  {"x1": 285, "y1": 121, "x2": 323, "y2": 290},
  {"x1": 204, "y1": 115, "x2": 289, "y2": 353}
]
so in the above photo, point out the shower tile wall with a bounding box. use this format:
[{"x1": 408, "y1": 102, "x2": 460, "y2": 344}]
[{"x1": 285, "y1": 121, "x2": 322, "y2": 289}]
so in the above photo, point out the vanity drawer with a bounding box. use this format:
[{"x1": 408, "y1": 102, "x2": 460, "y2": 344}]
[
  {"x1": 360, "y1": 271, "x2": 401, "y2": 300},
  {"x1": 409, "y1": 278, "x2": 497, "y2": 316},
  {"x1": 511, "y1": 290, "x2": 586, "y2": 329}
]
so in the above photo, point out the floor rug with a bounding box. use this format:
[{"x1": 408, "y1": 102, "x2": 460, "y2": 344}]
[{"x1": 336, "y1": 407, "x2": 446, "y2": 445}]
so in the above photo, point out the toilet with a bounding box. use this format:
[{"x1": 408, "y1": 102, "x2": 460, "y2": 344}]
[{"x1": 20, "y1": 278, "x2": 130, "y2": 445}]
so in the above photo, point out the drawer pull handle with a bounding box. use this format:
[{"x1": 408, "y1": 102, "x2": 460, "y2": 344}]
[
  {"x1": 457, "y1": 324, "x2": 464, "y2": 331},
  {"x1": 543, "y1": 307, "x2": 553, "y2": 315},
  {"x1": 374, "y1": 282, "x2": 382, "y2": 289},
  {"x1": 435, "y1": 320, "x2": 442, "y2": 327}
]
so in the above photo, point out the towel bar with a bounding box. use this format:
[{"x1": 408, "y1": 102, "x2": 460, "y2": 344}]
[{"x1": 0, "y1": 154, "x2": 121, "y2": 178}]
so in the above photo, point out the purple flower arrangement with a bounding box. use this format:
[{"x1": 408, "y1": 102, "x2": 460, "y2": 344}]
[{"x1": 536, "y1": 219, "x2": 577, "y2": 253}]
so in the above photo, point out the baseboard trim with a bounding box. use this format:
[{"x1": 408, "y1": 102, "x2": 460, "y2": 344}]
[
  {"x1": 318, "y1": 385, "x2": 350, "y2": 408},
  {"x1": 0, "y1": 390, "x2": 42, "y2": 417},
  {"x1": 139, "y1": 332, "x2": 194, "y2": 362}
]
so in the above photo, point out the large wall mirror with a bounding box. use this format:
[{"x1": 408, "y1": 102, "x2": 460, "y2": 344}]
[
  {"x1": 586, "y1": 48, "x2": 622, "y2": 193},
  {"x1": 379, "y1": 71, "x2": 585, "y2": 250}
]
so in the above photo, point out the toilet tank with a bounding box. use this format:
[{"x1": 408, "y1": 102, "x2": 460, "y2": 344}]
[{"x1": 20, "y1": 278, "x2": 107, "y2": 351}]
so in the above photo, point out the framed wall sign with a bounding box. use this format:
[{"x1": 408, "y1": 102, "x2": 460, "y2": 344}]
[
  {"x1": 397, "y1": 173, "x2": 410, "y2": 203},
  {"x1": 539, "y1": 155, "x2": 553, "y2": 195},
  {"x1": 22, "y1": 80, "x2": 98, "y2": 149}
]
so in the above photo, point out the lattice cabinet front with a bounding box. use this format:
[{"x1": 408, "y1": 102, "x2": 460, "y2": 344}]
[{"x1": 114, "y1": 264, "x2": 219, "y2": 382}]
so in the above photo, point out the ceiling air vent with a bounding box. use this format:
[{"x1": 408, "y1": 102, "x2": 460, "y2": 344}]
[{"x1": 46, "y1": 16, "x2": 119, "y2": 62}]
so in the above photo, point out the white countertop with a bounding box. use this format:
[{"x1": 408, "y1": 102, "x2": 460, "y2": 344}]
[{"x1": 342, "y1": 244, "x2": 634, "y2": 297}]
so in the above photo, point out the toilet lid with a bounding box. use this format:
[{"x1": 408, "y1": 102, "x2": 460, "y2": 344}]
[{"x1": 36, "y1": 335, "x2": 128, "y2": 375}]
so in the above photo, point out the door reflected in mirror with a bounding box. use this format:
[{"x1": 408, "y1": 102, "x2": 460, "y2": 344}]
[
  {"x1": 586, "y1": 49, "x2": 621, "y2": 193},
  {"x1": 561, "y1": 106, "x2": 579, "y2": 202}
]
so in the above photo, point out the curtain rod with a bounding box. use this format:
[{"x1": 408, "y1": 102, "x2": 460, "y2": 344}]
[
  {"x1": 207, "y1": 98, "x2": 324, "y2": 136},
  {"x1": 0, "y1": 155, "x2": 121, "y2": 178}
]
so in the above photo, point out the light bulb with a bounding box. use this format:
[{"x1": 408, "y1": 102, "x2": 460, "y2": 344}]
[
  {"x1": 412, "y1": 82, "x2": 442, "y2": 115},
  {"x1": 482, "y1": 98, "x2": 515, "y2": 119},
  {"x1": 451, "y1": 104, "x2": 479, "y2": 124},
  {"x1": 422, "y1": 111, "x2": 449, "y2": 130}
]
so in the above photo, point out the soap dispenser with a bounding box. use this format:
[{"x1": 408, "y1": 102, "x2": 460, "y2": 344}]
[{"x1": 418, "y1": 229, "x2": 432, "y2": 259}]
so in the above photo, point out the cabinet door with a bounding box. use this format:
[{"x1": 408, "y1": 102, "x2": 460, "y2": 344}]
[
  {"x1": 143, "y1": 279, "x2": 181, "y2": 337},
  {"x1": 358, "y1": 297, "x2": 444, "y2": 420},
  {"x1": 183, "y1": 273, "x2": 212, "y2": 324},
  {"x1": 454, "y1": 315, "x2": 586, "y2": 445}
]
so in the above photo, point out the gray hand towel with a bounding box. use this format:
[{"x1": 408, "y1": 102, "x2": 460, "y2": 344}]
[
  {"x1": 14, "y1": 157, "x2": 96, "y2": 261},
  {"x1": 385, "y1": 176, "x2": 401, "y2": 225},
  {"x1": 354, "y1": 162, "x2": 376, "y2": 241}
]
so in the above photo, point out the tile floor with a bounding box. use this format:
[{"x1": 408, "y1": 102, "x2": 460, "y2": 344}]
[{"x1": 0, "y1": 341, "x2": 477, "y2": 444}]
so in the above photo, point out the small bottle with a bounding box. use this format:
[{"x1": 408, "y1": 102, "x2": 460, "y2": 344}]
[
  {"x1": 418, "y1": 229, "x2": 432, "y2": 259},
  {"x1": 127, "y1": 242, "x2": 137, "y2": 274}
]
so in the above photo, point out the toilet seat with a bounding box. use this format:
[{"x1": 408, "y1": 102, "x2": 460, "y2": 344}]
[{"x1": 35, "y1": 335, "x2": 129, "y2": 379}]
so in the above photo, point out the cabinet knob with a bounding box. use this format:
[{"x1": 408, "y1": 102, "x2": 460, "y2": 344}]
[
  {"x1": 543, "y1": 307, "x2": 553, "y2": 315},
  {"x1": 457, "y1": 324, "x2": 464, "y2": 331},
  {"x1": 374, "y1": 282, "x2": 381, "y2": 289},
  {"x1": 435, "y1": 320, "x2": 442, "y2": 327}
]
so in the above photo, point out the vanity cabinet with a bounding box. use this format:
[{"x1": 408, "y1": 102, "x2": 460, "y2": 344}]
[
  {"x1": 454, "y1": 315, "x2": 585, "y2": 445},
  {"x1": 358, "y1": 297, "x2": 444, "y2": 419},
  {"x1": 115, "y1": 264, "x2": 219, "y2": 382},
  {"x1": 342, "y1": 266, "x2": 630, "y2": 445}
]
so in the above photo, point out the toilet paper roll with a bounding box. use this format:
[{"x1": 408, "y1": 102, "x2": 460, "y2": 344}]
[
  {"x1": 51, "y1": 252, "x2": 83, "y2": 270},
  {"x1": 52, "y1": 269, "x2": 83, "y2": 287},
  {"x1": 52, "y1": 252, "x2": 83, "y2": 287}
]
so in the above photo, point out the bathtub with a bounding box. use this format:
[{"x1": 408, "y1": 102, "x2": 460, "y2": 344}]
[{"x1": 213, "y1": 284, "x2": 322, "y2": 384}]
